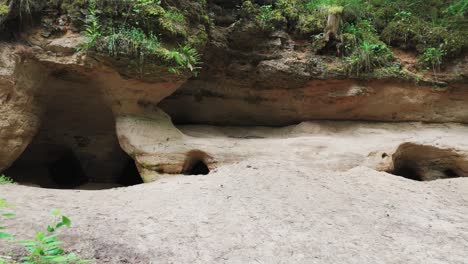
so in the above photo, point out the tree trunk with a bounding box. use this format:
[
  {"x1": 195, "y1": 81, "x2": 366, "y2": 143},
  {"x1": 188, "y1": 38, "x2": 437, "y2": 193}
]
[{"x1": 325, "y1": 13, "x2": 341, "y2": 42}]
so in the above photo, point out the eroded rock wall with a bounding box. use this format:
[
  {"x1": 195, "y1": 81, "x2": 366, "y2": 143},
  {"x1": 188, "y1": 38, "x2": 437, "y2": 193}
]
[
  {"x1": 0, "y1": 37, "x2": 189, "y2": 185},
  {"x1": 160, "y1": 79, "x2": 468, "y2": 126},
  {"x1": 0, "y1": 45, "x2": 47, "y2": 170},
  {"x1": 0, "y1": 9, "x2": 467, "y2": 184}
]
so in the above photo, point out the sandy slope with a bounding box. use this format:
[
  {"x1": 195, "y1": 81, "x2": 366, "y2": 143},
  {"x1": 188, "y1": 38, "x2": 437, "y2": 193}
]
[{"x1": 1, "y1": 122, "x2": 468, "y2": 264}]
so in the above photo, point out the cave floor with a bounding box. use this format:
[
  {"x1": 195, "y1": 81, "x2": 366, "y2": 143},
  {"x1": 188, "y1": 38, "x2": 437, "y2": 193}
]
[{"x1": 1, "y1": 122, "x2": 468, "y2": 264}]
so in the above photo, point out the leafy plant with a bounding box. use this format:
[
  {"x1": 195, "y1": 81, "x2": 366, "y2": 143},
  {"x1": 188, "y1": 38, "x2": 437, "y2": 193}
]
[
  {"x1": 419, "y1": 47, "x2": 444, "y2": 77},
  {"x1": 239, "y1": 1, "x2": 286, "y2": 31},
  {"x1": 341, "y1": 19, "x2": 394, "y2": 75},
  {"x1": 0, "y1": 199, "x2": 15, "y2": 240},
  {"x1": 0, "y1": 3, "x2": 9, "y2": 16},
  {"x1": 0, "y1": 175, "x2": 14, "y2": 185},
  {"x1": 257, "y1": 5, "x2": 274, "y2": 30},
  {"x1": 344, "y1": 41, "x2": 393, "y2": 75},
  {"x1": 445, "y1": 0, "x2": 467, "y2": 16},
  {"x1": 166, "y1": 44, "x2": 202, "y2": 75},
  {"x1": 18, "y1": 210, "x2": 86, "y2": 264},
  {"x1": 80, "y1": 0, "x2": 101, "y2": 51},
  {"x1": 0, "y1": 202, "x2": 89, "y2": 264},
  {"x1": 77, "y1": 0, "x2": 202, "y2": 75}
]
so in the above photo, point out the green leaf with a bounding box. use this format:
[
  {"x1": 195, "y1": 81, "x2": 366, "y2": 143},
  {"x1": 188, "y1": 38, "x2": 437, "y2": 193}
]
[
  {"x1": 1, "y1": 213, "x2": 15, "y2": 217},
  {"x1": 51, "y1": 209, "x2": 61, "y2": 216},
  {"x1": 0, "y1": 232, "x2": 13, "y2": 239},
  {"x1": 61, "y1": 216, "x2": 72, "y2": 227},
  {"x1": 36, "y1": 231, "x2": 45, "y2": 240},
  {"x1": 18, "y1": 240, "x2": 36, "y2": 246},
  {"x1": 49, "y1": 256, "x2": 68, "y2": 262}
]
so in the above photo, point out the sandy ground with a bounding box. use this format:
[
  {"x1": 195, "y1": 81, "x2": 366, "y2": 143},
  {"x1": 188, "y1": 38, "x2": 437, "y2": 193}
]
[{"x1": 1, "y1": 122, "x2": 468, "y2": 264}]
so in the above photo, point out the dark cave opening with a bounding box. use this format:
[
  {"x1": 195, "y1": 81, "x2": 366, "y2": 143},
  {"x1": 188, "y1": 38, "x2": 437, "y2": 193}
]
[
  {"x1": 47, "y1": 149, "x2": 89, "y2": 189},
  {"x1": 390, "y1": 164, "x2": 423, "y2": 181},
  {"x1": 443, "y1": 168, "x2": 460, "y2": 178},
  {"x1": 3, "y1": 148, "x2": 143, "y2": 190},
  {"x1": 185, "y1": 160, "x2": 210, "y2": 175},
  {"x1": 1, "y1": 72, "x2": 145, "y2": 190},
  {"x1": 386, "y1": 143, "x2": 467, "y2": 181},
  {"x1": 118, "y1": 159, "x2": 144, "y2": 186},
  {"x1": 182, "y1": 152, "x2": 210, "y2": 176}
]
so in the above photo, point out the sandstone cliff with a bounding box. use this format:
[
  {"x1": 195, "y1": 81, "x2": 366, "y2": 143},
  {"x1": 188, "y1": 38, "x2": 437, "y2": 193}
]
[{"x1": 0, "y1": 0, "x2": 466, "y2": 184}]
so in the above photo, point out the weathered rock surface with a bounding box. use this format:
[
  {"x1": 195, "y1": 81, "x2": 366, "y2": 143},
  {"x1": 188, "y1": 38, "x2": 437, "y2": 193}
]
[
  {"x1": 1, "y1": 20, "x2": 467, "y2": 184},
  {"x1": 117, "y1": 112, "x2": 468, "y2": 182},
  {"x1": 2, "y1": 122, "x2": 468, "y2": 263},
  {"x1": 160, "y1": 78, "x2": 468, "y2": 126},
  {"x1": 0, "y1": 44, "x2": 47, "y2": 170},
  {"x1": 0, "y1": 34, "x2": 188, "y2": 184},
  {"x1": 159, "y1": 22, "x2": 468, "y2": 126}
]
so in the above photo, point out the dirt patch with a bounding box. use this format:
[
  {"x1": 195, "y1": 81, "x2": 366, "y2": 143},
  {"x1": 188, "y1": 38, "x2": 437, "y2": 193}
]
[{"x1": 393, "y1": 48, "x2": 418, "y2": 72}]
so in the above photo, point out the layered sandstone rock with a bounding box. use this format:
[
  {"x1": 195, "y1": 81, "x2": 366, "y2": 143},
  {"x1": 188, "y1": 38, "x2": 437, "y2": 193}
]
[
  {"x1": 0, "y1": 18, "x2": 467, "y2": 185},
  {"x1": 159, "y1": 24, "x2": 468, "y2": 126},
  {"x1": 0, "y1": 33, "x2": 189, "y2": 185},
  {"x1": 0, "y1": 44, "x2": 47, "y2": 170}
]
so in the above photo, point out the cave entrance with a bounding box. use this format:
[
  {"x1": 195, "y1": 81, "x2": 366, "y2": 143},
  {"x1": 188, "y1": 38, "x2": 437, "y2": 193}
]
[
  {"x1": 387, "y1": 143, "x2": 468, "y2": 181},
  {"x1": 118, "y1": 158, "x2": 144, "y2": 186},
  {"x1": 48, "y1": 149, "x2": 88, "y2": 189},
  {"x1": 182, "y1": 151, "x2": 211, "y2": 175},
  {"x1": 185, "y1": 160, "x2": 210, "y2": 175},
  {"x1": 3, "y1": 144, "x2": 143, "y2": 190},
  {"x1": 391, "y1": 164, "x2": 423, "y2": 181},
  {"x1": 1, "y1": 70, "x2": 144, "y2": 190}
]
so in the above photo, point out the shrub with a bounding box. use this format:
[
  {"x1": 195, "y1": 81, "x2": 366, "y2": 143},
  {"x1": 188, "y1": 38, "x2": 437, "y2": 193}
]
[
  {"x1": 239, "y1": 1, "x2": 286, "y2": 32},
  {"x1": 296, "y1": 10, "x2": 327, "y2": 36},
  {"x1": 158, "y1": 9, "x2": 188, "y2": 37},
  {"x1": 81, "y1": 0, "x2": 101, "y2": 51},
  {"x1": 257, "y1": 5, "x2": 286, "y2": 31},
  {"x1": 419, "y1": 47, "x2": 444, "y2": 75},
  {"x1": 0, "y1": 3, "x2": 9, "y2": 16},
  {"x1": 344, "y1": 41, "x2": 394, "y2": 76},
  {"x1": 78, "y1": 0, "x2": 202, "y2": 74},
  {"x1": 342, "y1": 20, "x2": 395, "y2": 75},
  {"x1": 165, "y1": 44, "x2": 202, "y2": 75}
]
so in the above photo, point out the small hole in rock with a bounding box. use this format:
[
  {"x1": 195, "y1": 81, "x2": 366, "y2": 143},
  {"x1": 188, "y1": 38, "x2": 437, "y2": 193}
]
[
  {"x1": 182, "y1": 151, "x2": 211, "y2": 176},
  {"x1": 391, "y1": 165, "x2": 423, "y2": 181},
  {"x1": 184, "y1": 159, "x2": 210, "y2": 175},
  {"x1": 386, "y1": 143, "x2": 467, "y2": 181},
  {"x1": 443, "y1": 169, "x2": 459, "y2": 178},
  {"x1": 191, "y1": 160, "x2": 210, "y2": 175}
]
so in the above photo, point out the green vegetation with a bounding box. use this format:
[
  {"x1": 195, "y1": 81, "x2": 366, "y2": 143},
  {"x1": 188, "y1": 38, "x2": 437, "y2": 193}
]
[
  {"x1": 239, "y1": 0, "x2": 467, "y2": 75},
  {"x1": 78, "y1": 0, "x2": 205, "y2": 75},
  {"x1": 341, "y1": 20, "x2": 395, "y2": 75},
  {"x1": 0, "y1": 175, "x2": 14, "y2": 185},
  {"x1": 0, "y1": 202, "x2": 89, "y2": 264},
  {"x1": 238, "y1": 1, "x2": 286, "y2": 32},
  {"x1": 419, "y1": 47, "x2": 444, "y2": 78},
  {"x1": 1, "y1": 0, "x2": 466, "y2": 77},
  {"x1": 81, "y1": 0, "x2": 100, "y2": 51},
  {"x1": 0, "y1": 3, "x2": 9, "y2": 16},
  {"x1": 0, "y1": 199, "x2": 15, "y2": 241}
]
